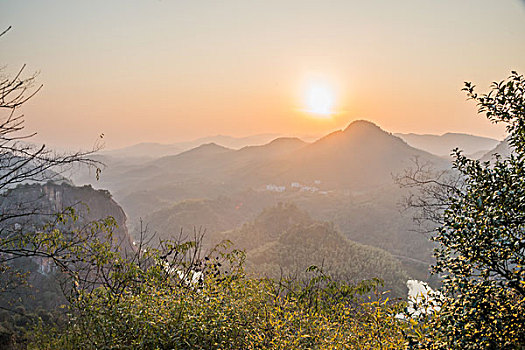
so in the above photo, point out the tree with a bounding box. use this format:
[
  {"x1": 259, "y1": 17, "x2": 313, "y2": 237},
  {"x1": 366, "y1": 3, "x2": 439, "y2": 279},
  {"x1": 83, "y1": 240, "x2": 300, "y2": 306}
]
[
  {"x1": 0, "y1": 26, "x2": 103, "y2": 310},
  {"x1": 0, "y1": 26, "x2": 101, "y2": 191},
  {"x1": 0, "y1": 27, "x2": 101, "y2": 223},
  {"x1": 403, "y1": 72, "x2": 525, "y2": 348}
]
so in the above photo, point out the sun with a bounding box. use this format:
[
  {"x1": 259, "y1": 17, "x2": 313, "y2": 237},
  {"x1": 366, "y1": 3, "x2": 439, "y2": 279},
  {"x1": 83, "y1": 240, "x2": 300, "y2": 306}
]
[{"x1": 304, "y1": 84, "x2": 335, "y2": 117}]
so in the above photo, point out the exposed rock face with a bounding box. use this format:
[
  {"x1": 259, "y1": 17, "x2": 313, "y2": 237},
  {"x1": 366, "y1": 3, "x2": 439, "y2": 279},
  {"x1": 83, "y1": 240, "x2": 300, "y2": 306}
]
[{"x1": 0, "y1": 182, "x2": 133, "y2": 251}]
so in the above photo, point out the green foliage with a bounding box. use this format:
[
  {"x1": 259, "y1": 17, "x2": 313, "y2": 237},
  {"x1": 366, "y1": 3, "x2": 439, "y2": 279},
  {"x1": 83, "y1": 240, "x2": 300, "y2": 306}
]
[
  {"x1": 0, "y1": 206, "x2": 121, "y2": 347},
  {"x1": 0, "y1": 197, "x2": 417, "y2": 349},
  {"x1": 29, "y1": 235, "x2": 417, "y2": 349},
  {"x1": 420, "y1": 72, "x2": 525, "y2": 348}
]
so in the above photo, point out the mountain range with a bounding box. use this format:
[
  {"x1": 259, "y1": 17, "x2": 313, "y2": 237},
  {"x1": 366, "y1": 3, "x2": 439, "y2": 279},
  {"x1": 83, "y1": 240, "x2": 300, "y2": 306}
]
[
  {"x1": 75, "y1": 122, "x2": 500, "y2": 209},
  {"x1": 66, "y1": 120, "x2": 507, "y2": 288},
  {"x1": 130, "y1": 120, "x2": 448, "y2": 195},
  {"x1": 100, "y1": 133, "x2": 282, "y2": 160}
]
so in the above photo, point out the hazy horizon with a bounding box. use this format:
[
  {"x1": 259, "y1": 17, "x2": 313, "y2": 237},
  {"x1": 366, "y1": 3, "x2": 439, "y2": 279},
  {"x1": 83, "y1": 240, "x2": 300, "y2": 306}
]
[
  {"x1": 3, "y1": 0, "x2": 525, "y2": 150},
  {"x1": 102, "y1": 123, "x2": 503, "y2": 152}
]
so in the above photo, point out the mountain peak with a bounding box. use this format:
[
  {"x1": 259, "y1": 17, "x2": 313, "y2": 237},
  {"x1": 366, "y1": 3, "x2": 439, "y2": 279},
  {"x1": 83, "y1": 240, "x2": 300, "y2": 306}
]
[
  {"x1": 344, "y1": 120, "x2": 383, "y2": 133},
  {"x1": 192, "y1": 142, "x2": 231, "y2": 152},
  {"x1": 267, "y1": 137, "x2": 306, "y2": 146},
  {"x1": 172, "y1": 142, "x2": 231, "y2": 158}
]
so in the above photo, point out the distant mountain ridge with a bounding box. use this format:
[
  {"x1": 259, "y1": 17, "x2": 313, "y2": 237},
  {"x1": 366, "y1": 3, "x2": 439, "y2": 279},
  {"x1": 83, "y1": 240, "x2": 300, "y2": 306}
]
[
  {"x1": 250, "y1": 120, "x2": 448, "y2": 189},
  {"x1": 396, "y1": 132, "x2": 500, "y2": 157},
  {"x1": 101, "y1": 133, "x2": 281, "y2": 159},
  {"x1": 77, "y1": 120, "x2": 449, "y2": 207},
  {"x1": 101, "y1": 128, "x2": 501, "y2": 162},
  {"x1": 81, "y1": 125, "x2": 474, "y2": 198}
]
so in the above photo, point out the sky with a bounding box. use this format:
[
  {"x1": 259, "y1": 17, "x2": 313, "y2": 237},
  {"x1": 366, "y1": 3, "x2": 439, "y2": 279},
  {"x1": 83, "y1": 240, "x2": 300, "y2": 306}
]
[{"x1": 2, "y1": 0, "x2": 525, "y2": 150}]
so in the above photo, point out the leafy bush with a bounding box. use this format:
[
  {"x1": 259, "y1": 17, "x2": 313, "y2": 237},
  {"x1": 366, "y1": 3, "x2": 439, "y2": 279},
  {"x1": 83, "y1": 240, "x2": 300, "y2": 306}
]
[
  {"x1": 31, "y1": 236, "x2": 416, "y2": 349},
  {"x1": 404, "y1": 72, "x2": 525, "y2": 349}
]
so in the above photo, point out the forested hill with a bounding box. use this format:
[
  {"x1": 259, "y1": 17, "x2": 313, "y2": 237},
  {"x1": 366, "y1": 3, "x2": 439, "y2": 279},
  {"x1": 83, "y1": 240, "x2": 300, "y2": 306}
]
[{"x1": 217, "y1": 203, "x2": 409, "y2": 297}]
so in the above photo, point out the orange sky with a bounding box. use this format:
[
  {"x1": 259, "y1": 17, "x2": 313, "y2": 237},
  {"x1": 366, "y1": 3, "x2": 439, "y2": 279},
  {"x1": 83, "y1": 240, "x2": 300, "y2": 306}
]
[{"x1": 2, "y1": 1, "x2": 525, "y2": 150}]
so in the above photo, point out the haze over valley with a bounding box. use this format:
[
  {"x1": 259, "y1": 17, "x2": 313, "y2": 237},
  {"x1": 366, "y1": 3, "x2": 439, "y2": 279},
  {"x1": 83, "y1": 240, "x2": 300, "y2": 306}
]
[{"x1": 66, "y1": 119, "x2": 506, "y2": 289}]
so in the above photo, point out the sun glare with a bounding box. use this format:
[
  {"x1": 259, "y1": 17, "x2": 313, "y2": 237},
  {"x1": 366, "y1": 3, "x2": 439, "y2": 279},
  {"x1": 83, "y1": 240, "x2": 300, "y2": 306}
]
[{"x1": 305, "y1": 84, "x2": 335, "y2": 117}]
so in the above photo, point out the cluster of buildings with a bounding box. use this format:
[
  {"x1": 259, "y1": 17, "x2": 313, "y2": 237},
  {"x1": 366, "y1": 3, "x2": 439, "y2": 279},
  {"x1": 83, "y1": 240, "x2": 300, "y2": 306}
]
[{"x1": 265, "y1": 180, "x2": 328, "y2": 194}]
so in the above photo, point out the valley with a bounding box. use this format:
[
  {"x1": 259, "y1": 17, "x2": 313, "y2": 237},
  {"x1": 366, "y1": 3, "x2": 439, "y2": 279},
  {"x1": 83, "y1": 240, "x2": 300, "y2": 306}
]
[{"x1": 66, "y1": 120, "x2": 503, "y2": 291}]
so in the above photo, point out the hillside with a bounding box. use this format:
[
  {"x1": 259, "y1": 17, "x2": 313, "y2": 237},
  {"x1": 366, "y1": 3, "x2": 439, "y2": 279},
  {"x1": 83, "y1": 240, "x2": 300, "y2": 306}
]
[
  {"x1": 254, "y1": 120, "x2": 448, "y2": 190},
  {"x1": 138, "y1": 187, "x2": 435, "y2": 285},
  {"x1": 0, "y1": 182, "x2": 135, "y2": 315},
  {"x1": 216, "y1": 202, "x2": 315, "y2": 251},
  {"x1": 480, "y1": 137, "x2": 512, "y2": 161},
  {"x1": 216, "y1": 203, "x2": 409, "y2": 297}
]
